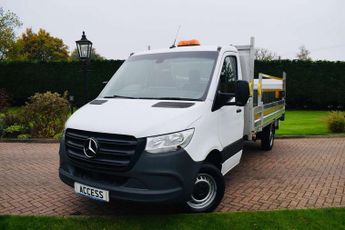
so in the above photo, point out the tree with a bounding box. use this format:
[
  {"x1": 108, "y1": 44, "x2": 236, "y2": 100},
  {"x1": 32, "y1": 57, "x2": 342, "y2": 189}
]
[
  {"x1": 8, "y1": 28, "x2": 69, "y2": 62},
  {"x1": 0, "y1": 7, "x2": 22, "y2": 60},
  {"x1": 296, "y1": 45, "x2": 311, "y2": 61},
  {"x1": 255, "y1": 48, "x2": 278, "y2": 61},
  {"x1": 70, "y1": 47, "x2": 105, "y2": 61}
]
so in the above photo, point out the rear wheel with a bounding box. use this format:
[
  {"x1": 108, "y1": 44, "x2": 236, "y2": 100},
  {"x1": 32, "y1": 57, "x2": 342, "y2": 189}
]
[
  {"x1": 185, "y1": 163, "x2": 225, "y2": 213},
  {"x1": 261, "y1": 123, "x2": 275, "y2": 151}
]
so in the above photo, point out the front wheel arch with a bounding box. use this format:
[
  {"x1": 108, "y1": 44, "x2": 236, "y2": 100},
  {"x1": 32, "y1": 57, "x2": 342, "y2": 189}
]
[{"x1": 204, "y1": 150, "x2": 222, "y2": 171}]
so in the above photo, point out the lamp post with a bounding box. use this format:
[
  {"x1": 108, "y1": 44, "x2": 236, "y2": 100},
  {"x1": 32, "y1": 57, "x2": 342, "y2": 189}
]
[{"x1": 76, "y1": 31, "x2": 92, "y2": 104}]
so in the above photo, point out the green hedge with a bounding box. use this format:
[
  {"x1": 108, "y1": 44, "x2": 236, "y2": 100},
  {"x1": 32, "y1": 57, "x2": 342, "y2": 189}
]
[
  {"x1": 0, "y1": 60, "x2": 123, "y2": 106},
  {"x1": 0, "y1": 60, "x2": 344, "y2": 108},
  {"x1": 255, "y1": 60, "x2": 345, "y2": 109}
]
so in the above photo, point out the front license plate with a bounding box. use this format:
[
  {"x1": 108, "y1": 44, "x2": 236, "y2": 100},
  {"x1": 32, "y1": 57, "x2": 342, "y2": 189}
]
[{"x1": 74, "y1": 182, "x2": 109, "y2": 202}]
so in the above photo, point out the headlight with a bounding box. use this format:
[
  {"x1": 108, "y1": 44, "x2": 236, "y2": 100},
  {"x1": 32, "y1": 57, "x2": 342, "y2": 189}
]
[{"x1": 145, "y1": 129, "x2": 194, "y2": 153}]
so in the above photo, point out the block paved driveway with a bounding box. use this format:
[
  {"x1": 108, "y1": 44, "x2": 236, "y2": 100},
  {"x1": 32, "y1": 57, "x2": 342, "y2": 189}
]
[{"x1": 0, "y1": 138, "x2": 344, "y2": 216}]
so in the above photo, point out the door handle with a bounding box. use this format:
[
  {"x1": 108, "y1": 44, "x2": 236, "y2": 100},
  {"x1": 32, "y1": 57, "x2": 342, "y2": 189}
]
[{"x1": 236, "y1": 108, "x2": 242, "y2": 113}]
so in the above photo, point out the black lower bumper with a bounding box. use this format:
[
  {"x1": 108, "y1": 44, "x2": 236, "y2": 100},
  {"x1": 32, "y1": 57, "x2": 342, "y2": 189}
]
[{"x1": 59, "y1": 139, "x2": 201, "y2": 203}]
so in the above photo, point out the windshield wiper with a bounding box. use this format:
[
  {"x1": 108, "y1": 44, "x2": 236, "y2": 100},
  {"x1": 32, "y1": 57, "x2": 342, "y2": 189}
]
[
  {"x1": 103, "y1": 95, "x2": 139, "y2": 99},
  {"x1": 143, "y1": 97, "x2": 201, "y2": 101}
]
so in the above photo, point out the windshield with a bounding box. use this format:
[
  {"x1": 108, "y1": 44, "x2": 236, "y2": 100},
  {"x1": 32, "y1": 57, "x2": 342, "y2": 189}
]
[{"x1": 99, "y1": 51, "x2": 218, "y2": 101}]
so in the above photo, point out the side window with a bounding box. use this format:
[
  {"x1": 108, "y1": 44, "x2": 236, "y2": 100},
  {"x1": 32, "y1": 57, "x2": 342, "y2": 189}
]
[{"x1": 219, "y1": 56, "x2": 237, "y2": 93}]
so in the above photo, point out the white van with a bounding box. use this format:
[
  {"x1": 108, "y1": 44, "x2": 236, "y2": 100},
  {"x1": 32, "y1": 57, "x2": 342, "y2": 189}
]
[{"x1": 59, "y1": 38, "x2": 285, "y2": 212}]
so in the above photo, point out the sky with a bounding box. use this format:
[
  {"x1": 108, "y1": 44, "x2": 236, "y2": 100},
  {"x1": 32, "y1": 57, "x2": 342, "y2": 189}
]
[{"x1": 2, "y1": 0, "x2": 345, "y2": 60}]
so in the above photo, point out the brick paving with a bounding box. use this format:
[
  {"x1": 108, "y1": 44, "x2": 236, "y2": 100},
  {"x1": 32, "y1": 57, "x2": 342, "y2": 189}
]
[{"x1": 0, "y1": 138, "x2": 344, "y2": 216}]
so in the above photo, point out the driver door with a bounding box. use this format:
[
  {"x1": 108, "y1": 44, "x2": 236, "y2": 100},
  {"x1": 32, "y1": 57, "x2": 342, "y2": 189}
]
[{"x1": 216, "y1": 54, "x2": 243, "y2": 153}]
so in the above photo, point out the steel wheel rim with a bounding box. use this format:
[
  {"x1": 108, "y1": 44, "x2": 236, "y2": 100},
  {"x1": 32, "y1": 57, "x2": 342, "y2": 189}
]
[{"x1": 187, "y1": 173, "x2": 217, "y2": 210}]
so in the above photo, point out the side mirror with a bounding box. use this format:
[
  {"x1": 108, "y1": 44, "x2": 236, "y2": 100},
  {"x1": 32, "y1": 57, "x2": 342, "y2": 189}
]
[
  {"x1": 212, "y1": 80, "x2": 250, "y2": 111},
  {"x1": 213, "y1": 91, "x2": 234, "y2": 111},
  {"x1": 234, "y1": 80, "x2": 250, "y2": 106}
]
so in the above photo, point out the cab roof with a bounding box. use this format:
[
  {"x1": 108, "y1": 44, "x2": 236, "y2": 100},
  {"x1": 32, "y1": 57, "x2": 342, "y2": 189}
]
[{"x1": 132, "y1": 45, "x2": 238, "y2": 57}]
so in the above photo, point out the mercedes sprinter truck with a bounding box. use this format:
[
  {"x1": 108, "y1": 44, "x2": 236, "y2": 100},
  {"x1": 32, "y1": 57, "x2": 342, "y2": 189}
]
[{"x1": 59, "y1": 37, "x2": 286, "y2": 212}]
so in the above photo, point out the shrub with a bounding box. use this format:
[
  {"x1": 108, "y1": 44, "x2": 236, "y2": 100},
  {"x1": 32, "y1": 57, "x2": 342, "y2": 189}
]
[
  {"x1": 21, "y1": 91, "x2": 70, "y2": 138},
  {"x1": 325, "y1": 111, "x2": 345, "y2": 133},
  {"x1": 1, "y1": 111, "x2": 22, "y2": 127},
  {"x1": 53, "y1": 132, "x2": 63, "y2": 140},
  {"x1": 17, "y1": 134, "x2": 31, "y2": 140},
  {"x1": 0, "y1": 88, "x2": 12, "y2": 111},
  {"x1": 0, "y1": 108, "x2": 25, "y2": 137},
  {"x1": 3, "y1": 124, "x2": 27, "y2": 138},
  {"x1": 0, "y1": 114, "x2": 4, "y2": 136}
]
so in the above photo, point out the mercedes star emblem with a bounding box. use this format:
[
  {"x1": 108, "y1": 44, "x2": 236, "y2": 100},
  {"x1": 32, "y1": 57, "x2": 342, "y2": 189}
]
[{"x1": 83, "y1": 137, "x2": 99, "y2": 158}]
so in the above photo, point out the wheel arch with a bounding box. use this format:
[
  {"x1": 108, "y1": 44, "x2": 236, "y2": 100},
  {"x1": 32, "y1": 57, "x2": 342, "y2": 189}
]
[{"x1": 204, "y1": 150, "x2": 222, "y2": 171}]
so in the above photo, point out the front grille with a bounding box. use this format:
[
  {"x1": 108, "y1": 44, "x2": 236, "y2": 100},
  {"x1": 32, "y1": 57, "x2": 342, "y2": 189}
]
[{"x1": 65, "y1": 128, "x2": 145, "y2": 171}]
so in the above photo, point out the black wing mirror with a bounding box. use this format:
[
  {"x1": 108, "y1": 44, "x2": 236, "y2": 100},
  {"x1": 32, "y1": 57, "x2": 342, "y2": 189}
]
[
  {"x1": 234, "y1": 80, "x2": 250, "y2": 106},
  {"x1": 212, "y1": 80, "x2": 249, "y2": 111}
]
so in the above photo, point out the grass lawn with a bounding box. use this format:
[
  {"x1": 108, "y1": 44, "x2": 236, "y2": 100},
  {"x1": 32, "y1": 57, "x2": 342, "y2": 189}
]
[
  {"x1": 1, "y1": 208, "x2": 345, "y2": 230},
  {"x1": 276, "y1": 110, "x2": 330, "y2": 136}
]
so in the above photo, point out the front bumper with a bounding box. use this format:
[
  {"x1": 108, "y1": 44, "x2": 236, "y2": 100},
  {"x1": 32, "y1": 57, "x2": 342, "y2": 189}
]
[{"x1": 59, "y1": 139, "x2": 201, "y2": 203}]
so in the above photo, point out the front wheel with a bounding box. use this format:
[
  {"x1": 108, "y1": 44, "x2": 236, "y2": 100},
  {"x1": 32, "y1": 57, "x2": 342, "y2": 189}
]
[{"x1": 185, "y1": 163, "x2": 225, "y2": 213}]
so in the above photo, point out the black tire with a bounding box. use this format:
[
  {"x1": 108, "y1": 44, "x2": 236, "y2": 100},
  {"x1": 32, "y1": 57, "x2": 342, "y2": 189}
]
[
  {"x1": 261, "y1": 123, "x2": 275, "y2": 151},
  {"x1": 185, "y1": 163, "x2": 225, "y2": 213}
]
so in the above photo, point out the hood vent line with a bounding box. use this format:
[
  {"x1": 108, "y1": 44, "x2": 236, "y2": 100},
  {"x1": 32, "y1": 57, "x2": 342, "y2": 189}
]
[
  {"x1": 89, "y1": 100, "x2": 108, "y2": 105},
  {"x1": 152, "y1": 102, "x2": 195, "y2": 108}
]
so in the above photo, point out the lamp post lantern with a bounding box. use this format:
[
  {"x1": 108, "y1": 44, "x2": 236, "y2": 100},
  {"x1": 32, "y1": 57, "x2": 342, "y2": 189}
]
[
  {"x1": 76, "y1": 31, "x2": 93, "y2": 60},
  {"x1": 76, "y1": 31, "x2": 92, "y2": 104}
]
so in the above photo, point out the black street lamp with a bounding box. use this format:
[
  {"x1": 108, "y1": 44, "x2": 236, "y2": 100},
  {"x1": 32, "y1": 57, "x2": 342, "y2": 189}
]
[
  {"x1": 76, "y1": 31, "x2": 92, "y2": 60},
  {"x1": 76, "y1": 31, "x2": 92, "y2": 104}
]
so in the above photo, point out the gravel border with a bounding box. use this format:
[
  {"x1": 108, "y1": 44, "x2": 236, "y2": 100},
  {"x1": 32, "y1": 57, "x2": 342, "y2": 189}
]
[
  {"x1": 276, "y1": 134, "x2": 345, "y2": 139},
  {"x1": 0, "y1": 138, "x2": 59, "y2": 143}
]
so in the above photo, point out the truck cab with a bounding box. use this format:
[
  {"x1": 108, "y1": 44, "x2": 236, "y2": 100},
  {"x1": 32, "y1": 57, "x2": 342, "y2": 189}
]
[{"x1": 59, "y1": 38, "x2": 285, "y2": 212}]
